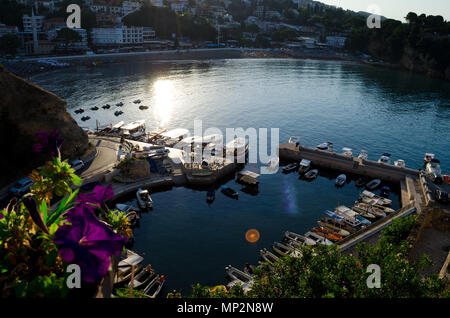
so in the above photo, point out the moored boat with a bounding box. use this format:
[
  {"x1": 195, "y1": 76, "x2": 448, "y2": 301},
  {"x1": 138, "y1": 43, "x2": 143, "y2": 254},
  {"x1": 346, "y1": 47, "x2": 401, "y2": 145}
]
[
  {"x1": 220, "y1": 185, "x2": 238, "y2": 199},
  {"x1": 355, "y1": 214, "x2": 371, "y2": 225},
  {"x1": 298, "y1": 159, "x2": 311, "y2": 175},
  {"x1": 128, "y1": 265, "x2": 156, "y2": 289},
  {"x1": 378, "y1": 153, "x2": 392, "y2": 164},
  {"x1": 352, "y1": 202, "x2": 386, "y2": 218},
  {"x1": 114, "y1": 250, "x2": 144, "y2": 285},
  {"x1": 312, "y1": 226, "x2": 343, "y2": 242},
  {"x1": 283, "y1": 231, "x2": 316, "y2": 245},
  {"x1": 304, "y1": 169, "x2": 318, "y2": 180},
  {"x1": 365, "y1": 179, "x2": 381, "y2": 190},
  {"x1": 143, "y1": 275, "x2": 165, "y2": 298},
  {"x1": 394, "y1": 159, "x2": 406, "y2": 168},
  {"x1": 282, "y1": 162, "x2": 299, "y2": 173},
  {"x1": 304, "y1": 231, "x2": 333, "y2": 245},
  {"x1": 225, "y1": 265, "x2": 253, "y2": 284},
  {"x1": 317, "y1": 221, "x2": 350, "y2": 237},
  {"x1": 259, "y1": 248, "x2": 279, "y2": 265},
  {"x1": 324, "y1": 210, "x2": 344, "y2": 222},
  {"x1": 316, "y1": 142, "x2": 333, "y2": 151},
  {"x1": 136, "y1": 188, "x2": 153, "y2": 209},
  {"x1": 272, "y1": 242, "x2": 301, "y2": 258},
  {"x1": 360, "y1": 190, "x2": 392, "y2": 206},
  {"x1": 355, "y1": 177, "x2": 369, "y2": 187},
  {"x1": 358, "y1": 149, "x2": 368, "y2": 160},
  {"x1": 335, "y1": 174, "x2": 346, "y2": 187}
]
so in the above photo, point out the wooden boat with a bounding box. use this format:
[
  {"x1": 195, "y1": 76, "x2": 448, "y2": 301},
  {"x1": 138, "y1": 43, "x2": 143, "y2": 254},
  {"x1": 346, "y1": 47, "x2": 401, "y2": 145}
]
[
  {"x1": 243, "y1": 263, "x2": 256, "y2": 276},
  {"x1": 225, "y1": 265, "x2": 253, "y2": 284},
  {"x1": 272, "y1": 242, "x2": 301, "y2": 257},
  {"x1": 283, "y1": 231, "x2": 316, "y2": 245},
  {"x1": 352, "y1": 202, "x2": 384, "y2": 218},
  {"x1": 321, "y1": 217, "x2": 357, "y2": 234},
  {"x1": 360, "y1": 190, "x2": 392, "y2": 206},
  {"x1": 259, "y1": 248, "x2": 279, "y2": 265},
  {"x1": 133, "y1": 99, "x2": 142, "y2": 104},
  {"x1": 114, "y1": 110, "x2": 123, "y2": 116},
  {"x1": 355, "y1": 215, "x2": 371, "y2": 225},
  {"x1": 282, "y1": 162, "x2": 299, "y2": 173},
  {"x1": 324, "y1": 210, "x2": 345, "y2": 222},
  {"x1": 206, "y1": 190, "x2": 215, "y2": 203},
  {"x1": 116, "y1": 102, "x2": 124, "y2": 107},
  {"x1": 74, "y1": 108, "x2": 84, "y2": 114},
  {"x1": 312, "y1": 227, "x2": 343, "y2": 242},
  {"x1": 317, "y1": 221, "x2": 350, "y2": 237},
  {"x1": 102, "y1": 104, "x2": 111, "y2": 109},
  {"x1": 298, "y1": 159, "x2": 311, "y2": 174},
  {"x1": 90, "y1": 106, "x2": 99, "y2": 111},
  {"x1": 136, "y1": 188, "x2": 153, "y2": 209},
  {"x1": 128, "y1": 265, "x2": 156, "y2": 289},
  {"x1": 335, "y1": 174, "x2": 346, "y2": 187},
  {"x1": 355, "y1": 177, "x2": 369, "y2": 187},
  {"x1": 143, "y1": 275, "x2": 165, "y2": 298},
  {"x1": 304, "y1": 231, "x2": 333, "y2": 245},
  {"x1": 365, "y1": 179, "x2": 381, "y2": 190},
  {"x1": 139, "y1": 105, "x2": 149, "y2": 110},
  {"x1": 304, "y1": 169, "x2": 318, "y2": 180},
  {"x1": 220, "y1": 185, "x2": 238, "y2": 199},
  {"x1": 373, "y1": 204, "x2": 395, "y2": 214},
  {"x1": 81, "y1": 116, "x2": 90, "y2": 121}
]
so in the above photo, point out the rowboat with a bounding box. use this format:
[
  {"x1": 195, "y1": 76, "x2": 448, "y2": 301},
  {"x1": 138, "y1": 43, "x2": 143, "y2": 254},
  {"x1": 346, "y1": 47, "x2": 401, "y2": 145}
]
[
  {"x1": 360, "y1": 190, "x2": 392, "y2": 206},
  {"x1": 128, "y1": 265, "x2": 156, "y2": 289},
  {"x1": 298, "y1": 159, "x2": 311, "y2": 174},
  {"x1": 317, "y1": 221, "x2": 350, "y2": 237},
  {"x1": 283, "y1": 231, "x2": 316, "y2": 245},
  {"x1": 365, "y1": 179, "x2": 382, "y2": 190},
  {"x1": 136, "y1": 188, "x2": 153, "y2": 209},
  {"x1": 312, "y1": 227, "x2": 343, "y2": 242},
  {"x1": 243, "y1": 263, "x2": 256, "y2": 276},
  {"x1": 272, "y1": 242, "x2": 301, "y2": 258},
  {"x1": 282, "y1": 162, "x2": 299, "y2": 173},
  {"x1": 355, "y1": 215, "x2": 371, "y2": 225},
  {"x1": 304, "y1": 169, "x2": 319, "y2": 180},
  {"x1": 324, "y1": 210, "x2": 344, "y2": 222},
  {"x1": 225, "y1": 265, "x2": 253, "y2": 284},
  {"x1": 259, "y1": 248, "x2": 279, "y2": 265},
  {"x1": 304, "y1": 231, "x2": 333, "y2": 245},
  {"x1": 220, "y1": 185, "x2": 238, "y2": 199},
  {"x1": 353, "y1": 202, "x2": 385, "y2": 218},
  {"x1": 320, "y1": 217, "x2": 357, "y2": 234},
  {"x1": 143, "y1": 275, "x2": 165, "y2": 298},
  {"x1": 114, "y1": 250, "x2": 144, "y2": 285}
]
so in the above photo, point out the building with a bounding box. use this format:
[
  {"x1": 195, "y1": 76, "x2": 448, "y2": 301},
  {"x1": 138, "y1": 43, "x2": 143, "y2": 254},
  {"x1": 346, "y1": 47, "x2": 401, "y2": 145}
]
[
  {"x1": 122, "y1": 1, "x2": 142, "y2": 16},
  {"x1": 326, "y1": 36, "x2": 347, "y2": 48},
  {"x1": 23, "y1": 13, "x2": 45, "y2": 32},
  {"x1": 91, "y1": 26, "x2": 123, "y2": 45},
  {"x1": 143, "y1": 27, "x2": 156, "y2": 43},
  {"x1": 0, "y1": 24, "x2": 19, "y2": 37},
  {"x1": 150, "y1": 0, "x2": 164, "y2": 7},
  {"x1": 91, "y1": 25, "x2": 156, "y2": 46},
  {"x1": 24, "y1": 40, "x2": 55, "y2": 54}
]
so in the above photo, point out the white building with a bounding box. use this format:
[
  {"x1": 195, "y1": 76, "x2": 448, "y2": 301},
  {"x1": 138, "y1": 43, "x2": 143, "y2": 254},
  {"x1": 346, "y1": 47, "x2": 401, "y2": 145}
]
[
  {"x1": 91, "y1": 26, "x2": 123, "y2": 45},
  {"x1": 23, "y1": 13, "x2": 45, "y2": 32},
  {"x1": 0, "y1": 24, "x2": 19, "y2": 37},
  {"x1": 326, "y1": 36, "x2": 347, "y2": 48},
  {"x1": 122, "y1": 1, "x2": 142, "y2": 16},
  {"x1": 91, "y1": 26, "x2": 155, "y2": 46},
  {"x1": 150, "y1": 0, "x2": 164, "y2": 7}
]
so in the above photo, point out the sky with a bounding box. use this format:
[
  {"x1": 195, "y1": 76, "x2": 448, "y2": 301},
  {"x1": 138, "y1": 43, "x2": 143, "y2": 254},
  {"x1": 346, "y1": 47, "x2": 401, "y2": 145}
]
[{"x1": 318, "y1": 0, "x2": 450, "y2": 21}]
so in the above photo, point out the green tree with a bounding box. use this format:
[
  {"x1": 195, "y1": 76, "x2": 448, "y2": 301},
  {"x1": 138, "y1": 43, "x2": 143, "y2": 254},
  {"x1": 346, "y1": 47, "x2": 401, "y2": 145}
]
[{"x1": 56, "y1": 28, "x2": 82, "y2": 51}]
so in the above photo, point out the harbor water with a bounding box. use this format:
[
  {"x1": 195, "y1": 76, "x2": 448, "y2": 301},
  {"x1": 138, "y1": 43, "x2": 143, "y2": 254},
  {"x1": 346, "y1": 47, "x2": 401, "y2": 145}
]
[{"x1": 31, "y1": 58, "x2": 450, "y2": 294}]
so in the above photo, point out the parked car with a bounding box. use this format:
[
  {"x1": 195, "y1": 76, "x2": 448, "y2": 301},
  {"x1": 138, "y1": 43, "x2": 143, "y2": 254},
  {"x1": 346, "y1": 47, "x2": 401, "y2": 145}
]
[
  {"x1": 9, "y1": 178, "x2": 34, "y2": 196},
  {"x1": 70, "y1": 159, "x2": 85, "y2": 171},
  {"x1": 435, "y1": 189, "x2": 449, "y2": 204}
]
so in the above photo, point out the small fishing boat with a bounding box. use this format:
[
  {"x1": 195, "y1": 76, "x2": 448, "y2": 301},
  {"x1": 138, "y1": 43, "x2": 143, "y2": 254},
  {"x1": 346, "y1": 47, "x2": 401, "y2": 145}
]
[
  {"x1": 342, "y1": 147, "x2": 353, "y2": 157},
  {"x1": 374, "y1": 204, "x2": 395, "y2": 214},
  {"x1": 360, "y1": 190, "x2": 392, "y2": 206},
  {"x1": 102, "y1": 104, "x2": 111, "y2": 109},
  {"x1": 220, "y1": 185, "x2": 238, "y2": 199},
  {"x1": 317, "y1": 221, "x2": 350, "y2": 237},
  {"x1": 380, "y1": 186, "x2": 391, "y2": 198},
  {"x1": 114, "y1": 250, "x2": 144, "y2": 285},
  {"x1": 284, "y1": 231, "x2": 316, "y2": 245},
  {"x1": 355, "y1": 215, "x2": 371, "y2": 225},
  {"x1": 316, "y1": 142, "x2": 333, "y2": 151},
  {"x1": 282, "y1": 162, "x2": 299, "y2": 173},
  {"x1": 259, "y1": 248, "x2": 279, "y2": 265},
  {"x1": 324, "y1": 210, "x2": 345, "y2": 222},
  {"x1": 136, "y1": 188, "x2": 153, "y2": 209},
  {"x1": 139, "y1": 105, "x2": 149, "y2": 110},
  {"x1": 312, "y1": 227, "x2": 343, "y2": 242},
  {"x1": 335, "y1": 206, "x2": 359, "y2": 219},
  {"x1": 225, "y1": 265, "x2": 253, "y2": 284},
  {"x1": 272, "y1": 242, "x2": 301, "y2": 258},
  {"x1": 304, "y1": 169, "x2": 319, "y2": 180},
  {"x1": 90, "y1": 106, "x2": 99, "y2": 111},
  {"x1": 304, "y1": 231, "x2": 333, "y2": 245},
  {"x1": 335, "y1": 174, "x2": 346, "y2": 187},
  {"x1": 358, "y1": 149, "x2": 368, "y2": 160},
  {"x1": 133, "y1": 99, "x2": 142, "y2": 104},
  {"x1": 114, "y1": 110, "x2": 123, "y2": 116},
  {"x1": 352, "y1": 202, "x2": 385, "y2": 218},
  {"x1": 426, "y1": 159, "x2": 443, "y2": 183},
  {"x1": 116, "y1": 102, "x2": 124, "y2": 107},
  {"x1": 74, "y1": 108, "x2": 84, "y2": 114},
  {"x1": 143, "y1": 275, "x2": 165, "y2": 298},
  {"x1": 321, "y1": 216, "x2": 357, "y2": 234},
  {"x1": 365, "y1": 179, "x2": 381, "y2": 190},
  {"x1": 394, "y1": 159, "x2": 405, "y2": 168},
  {"x1": 129, "y1": 265, "x2": 156, "y2": 289},
  {"x1": 298, "y1": 159, "x2": 311, "y2": 175},
  {"x1": 355, "y1": 177, "x2": 369, "y2": 187},
  {"x1": 81, "y1": 116, "x2": 90, "y2": 121},
  {"x1": 378, "y1": 153, "x2": 392, "y2": 164},
  {"x1": 206, "y1": 190, "x2": 215, "y2": 203},
  {"x1": 423, "y1": 153, "x2": 435, "y2": 167}
]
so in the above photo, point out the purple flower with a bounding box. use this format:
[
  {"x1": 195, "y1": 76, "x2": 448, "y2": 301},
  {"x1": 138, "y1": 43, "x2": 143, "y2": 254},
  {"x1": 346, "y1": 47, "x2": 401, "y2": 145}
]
[
  {"x1": 23, "y1": 196, "x2": 49, "y2": 234},
  {"x1": 0, "y1": 213, "x2": 4, "y2": 220},
  {"x1": 32, "y1": 129, "x2": 64, "y2": 157},
  {"x1": 76, "y1": 185, "x2": 114, "y2": 211},
  {"x1": 53, "y1": 203, "x2": 127, "y2": 283}
]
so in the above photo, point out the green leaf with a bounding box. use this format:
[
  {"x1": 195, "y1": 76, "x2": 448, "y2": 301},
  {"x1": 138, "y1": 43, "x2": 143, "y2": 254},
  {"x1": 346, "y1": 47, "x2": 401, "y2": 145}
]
[
  {"x1": 71, "y1": 174, "x2": 82, "y2": 186},
  {"x1": 39, "y1": 200, "x2": 48, "y2": 223},
  {"x1": 46, "y1": 189, "x2": 79, "y2": 226}
]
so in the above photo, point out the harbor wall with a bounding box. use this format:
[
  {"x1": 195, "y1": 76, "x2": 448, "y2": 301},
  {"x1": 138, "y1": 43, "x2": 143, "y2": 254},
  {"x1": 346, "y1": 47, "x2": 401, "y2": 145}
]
[{"x1": 278, "y1": 142, "x2": 419, "y2": 182}]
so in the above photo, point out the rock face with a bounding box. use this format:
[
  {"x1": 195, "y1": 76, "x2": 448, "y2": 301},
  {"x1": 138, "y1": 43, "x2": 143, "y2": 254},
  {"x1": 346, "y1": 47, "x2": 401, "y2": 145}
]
[{"x1": 0, "y1": 64, "x2": 88, "y2": 187}]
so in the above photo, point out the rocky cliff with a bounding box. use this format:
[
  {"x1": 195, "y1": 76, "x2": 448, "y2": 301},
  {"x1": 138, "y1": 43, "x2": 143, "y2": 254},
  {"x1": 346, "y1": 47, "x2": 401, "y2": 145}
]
[{"x1": 0, "y1": 64, "x2": 88, "y2": 187}]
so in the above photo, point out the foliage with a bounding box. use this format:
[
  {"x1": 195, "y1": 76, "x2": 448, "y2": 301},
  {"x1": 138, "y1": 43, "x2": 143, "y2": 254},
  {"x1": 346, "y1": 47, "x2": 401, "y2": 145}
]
[
  {"x1": 189, "y1": 216, "x2": 448, "y2": 298},
  {"x1": 114, "y1": 287, "x2": 146, "y2": 298}
]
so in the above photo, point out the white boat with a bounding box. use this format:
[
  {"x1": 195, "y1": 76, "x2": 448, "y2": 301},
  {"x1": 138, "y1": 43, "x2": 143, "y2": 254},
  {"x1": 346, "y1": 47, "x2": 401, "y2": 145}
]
[
  {"x1": 288, "y1": 136, "x2": 300, "y2": 144},
  {"x1": 115, "y1": 250, "x2": 144, "y2": 285},
  {"x1": 378, "y1": 153, "x2": 392, "y2": 164},
  {"x1": 136, "y1": 188, "x2": 153, "y2": 209},
  {"x1": 426, "y1": 159, "x2": 442, "y2": 183},
  {"x1": 394, "y1": 159, "x2": 405, "y2": 168},
  {"x1": 353, "y1": 202, "x2": 386, "y2": 218},
  {"x1": 424, "y1": 153, "x2": 435, "y2": 166},
  {"x1": 225, "y1": 265, "x2": 253, "y2": 284},
  {"x1": 365, "y1": 179, "x2": 381, "y2": 190},
  {"x1": 358, "y1": 150, "x2": 368, "y2": 160},
  {"x1": 121, "y1": 119, "x2": 146, "y2": 135},
  {"x1": 335, "y1": 205, "x2": 358, "y2": 219},
  {"x1": 335, "y1": 174, "x2": 346, "y2": 187},
  {"x1": 342, "y1": 147, "x2": 353, "y2": 157},
  {"x1": 143, "y1": 275, "x2": 165, "y2": 298},
  {"x1": 298, "y1": 159, "x2": 311, "y2": 174},
  {"x1": 161, "y1": 128, "x2": 190, "y2": 141},
  {"x1": 304, "y1": 231, "x2": 333, "y2": 245},
  {"x1": 259, "y1": 248, "x2": 279, "y2": 265},
  {"x1": 128, "y1": 265, "x2": 156, "y2": 289},
  {"x1": 284, "y1": 231, "x2": 316, "y2": 245},
  {"x1": 316, "y1": 142, "x2": 333, "y2": 151},
  {"x1": 111, "y1": 121, "x2": 125, "y2": 130},
  {"x1": 360, "y1": 190, "x2": 392, "y2": 206},
  {"x1": 272, "y1": 242, "x2": 301, "y2": 258}
]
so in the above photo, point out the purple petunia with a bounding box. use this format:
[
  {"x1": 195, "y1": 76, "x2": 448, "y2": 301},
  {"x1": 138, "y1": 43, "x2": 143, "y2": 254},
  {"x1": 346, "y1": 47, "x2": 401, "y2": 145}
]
[
  {"x1": 32, "y1": 129, "x2": 64, "y2": 157},
  {"x1": 53, "y1": 202, "x2": 128, "y2": 283},
  {"x1": 76, "y1": 185, "x2": 114, "y2": 211}
]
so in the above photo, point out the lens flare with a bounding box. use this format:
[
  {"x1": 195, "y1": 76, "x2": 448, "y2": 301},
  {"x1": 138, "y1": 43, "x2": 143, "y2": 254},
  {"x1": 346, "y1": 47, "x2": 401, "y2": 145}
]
[{"x1": 245, "y1": 229, "x2": 260, "y2": 243}]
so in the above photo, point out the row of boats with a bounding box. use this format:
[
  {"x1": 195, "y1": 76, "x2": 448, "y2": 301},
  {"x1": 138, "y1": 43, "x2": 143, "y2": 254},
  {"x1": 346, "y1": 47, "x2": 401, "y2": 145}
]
[
  {"x1": 74, "y1": 99, "x2": 150, "y2": 120},
  {"x1": 223, "y1": 190, "x2": 396, "y2": 290},
  {"x1": 113, "y1": 250, "x2": 165, "y2": 298}
]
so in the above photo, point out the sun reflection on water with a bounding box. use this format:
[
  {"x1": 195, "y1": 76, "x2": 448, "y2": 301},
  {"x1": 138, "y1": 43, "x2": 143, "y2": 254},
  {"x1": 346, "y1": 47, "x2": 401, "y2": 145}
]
[{"x1": 153, "y1": 80, "x2": 174, "y2": 126}]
